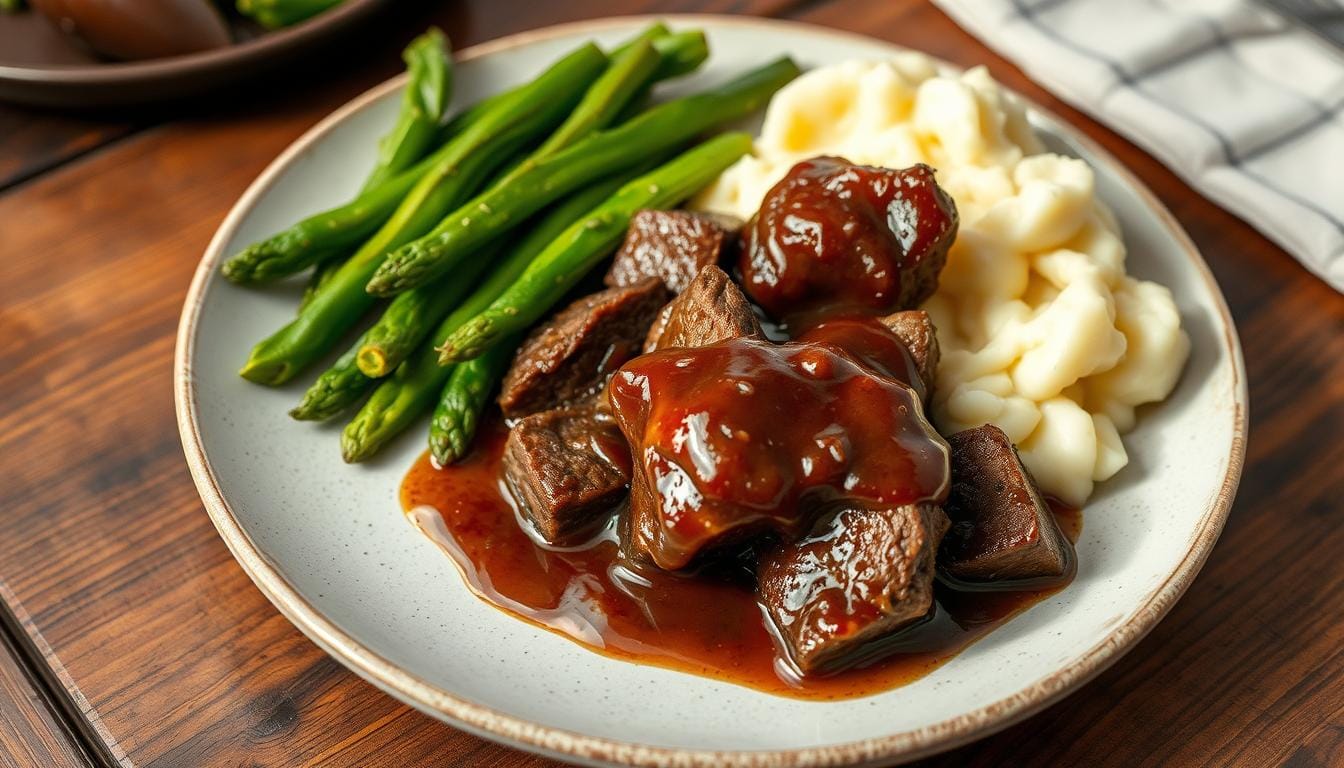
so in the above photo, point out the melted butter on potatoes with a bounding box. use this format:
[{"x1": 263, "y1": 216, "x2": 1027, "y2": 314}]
[{"x1": 692, "y1": 58, "x2": 1189, "y2": 506}]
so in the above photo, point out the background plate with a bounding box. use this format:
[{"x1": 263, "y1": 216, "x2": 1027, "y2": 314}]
[
  {"x1": 0, "y1": 0, "x2": 387, "y2": 107},
  {"x1": 176, "y1": 15, "x2": 1247, "y2": 767}
]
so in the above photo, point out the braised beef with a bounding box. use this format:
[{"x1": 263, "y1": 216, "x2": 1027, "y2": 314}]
[
  {"x1": 604, "y1": 209, "x2": 742, "y2": 293},
  {"x1": 794, "y1": 317, "x2": 927, "y2": 404},
  {"x1": 759, "y1": 502, "x2": 950, "y2": 674},
  {"x1": 940, "y1": 425, "x2": 1072, "y2": 583},
  {"x1": 879, "y1": 310, "x2": 940, "y2": 401},
  {"x1": 502, "y1": 405, "x2": 633, "y2": 545},
  {"x1": 607, "y1": 334, "x2": 950, "y2": 571},
  {"x1": 643, "y1": 265, "x2": 762, "y2": 352},
  {"x1": 499, "y1": 278, "x2": 669, "y2": 419},
  {"x1": 740, "y1": 158, "x2": 957, "y2": 321}
]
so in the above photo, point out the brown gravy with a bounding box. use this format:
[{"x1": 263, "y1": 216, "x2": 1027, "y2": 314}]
[{"x1": 401, "y1": 416, "x2": 1080, "y2": 701}]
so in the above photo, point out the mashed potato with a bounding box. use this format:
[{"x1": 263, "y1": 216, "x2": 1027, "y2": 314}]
[{"x1": 692, "y1": 58, "x2": 1189, "y2": 506}]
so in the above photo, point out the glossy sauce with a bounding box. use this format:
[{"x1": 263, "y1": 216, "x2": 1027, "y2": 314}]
[
  {"x1": 401, "y1": 418, "x2": 1080, "y2": 700},
  {"x1": 606, "y1": 333, "x2": 948, "y2": 570},
  {"x1": 740, "y1": 158, "x2": 958, "y2": 321}
]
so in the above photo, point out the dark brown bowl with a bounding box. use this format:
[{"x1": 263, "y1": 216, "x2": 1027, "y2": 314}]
[{"x1": 0, "y1": 0, "x2": 388, "y2": 107}]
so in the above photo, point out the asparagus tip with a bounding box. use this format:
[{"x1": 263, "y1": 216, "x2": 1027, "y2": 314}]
[
  {"x1": 428, "y1": 439, "x2": 451, "y2": 468},
  {"x1": 339, "y1": 430, "x2": 366, "y2": 463},
  {"x1": 363, "y1": 260, "x2": 399, "y2": 296},
  {"x1": 437, "y1": 316, "x2": 493, "y2": 363},
  {"x1": 430, "y1": 425, "x2": 467, "y2": 467},
  {"x1": 220, "y1": 242, "x2": 278, "y2": 284}
]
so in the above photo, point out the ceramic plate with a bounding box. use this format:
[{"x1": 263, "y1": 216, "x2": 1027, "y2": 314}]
[{"x1": 176, "y1": 15, "x2": 1247, "y2": 767}]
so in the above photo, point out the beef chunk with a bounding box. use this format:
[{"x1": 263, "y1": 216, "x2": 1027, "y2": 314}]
[
  {"x1": 795, "y1": 318, "x2": 929, "y2": 404},
  {"x1": 759, "y1": 503, "x2": 950, "y2": 675},
  {"x1": 499, "y1": 278, "x2": 670, "y2": 419},
  {"x1": 940, "y1": 425, "x2": 1072, "y2": 583},
  {"x1": 604, "y1": 209, "x2": 742, "y2": 293},
  {"x1": 879, "y1": 310, "x2": 940, "y2": 400},
  {"x1": 643, "y1": 265, "x2": 763, "y2": 352},
  {"x1": 503, "y1": 405, "x2": 633, "y2": 545},
  {"x1": 740, "y1": 159, "x2": 957, "y2": 320}
]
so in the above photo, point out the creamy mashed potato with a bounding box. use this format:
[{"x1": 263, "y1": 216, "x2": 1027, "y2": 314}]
[{"x1": 692, "y1": 58, "x2": 1189, "y2": 506}]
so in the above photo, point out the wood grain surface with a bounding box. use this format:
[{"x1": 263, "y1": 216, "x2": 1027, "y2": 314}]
[
  {"x1": 0, "y1": 112, "x2": 141, "y2": 193},
  {"x1": 0, "y1": 1, "x2": 1340, "y2": 767},
  {"x1": 0, "y1": 622, "x2": 90, "y2": 768}
]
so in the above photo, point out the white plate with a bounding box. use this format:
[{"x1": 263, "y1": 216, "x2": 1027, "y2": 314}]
[{"x1": 175, "y1": 15, "x2": 1247, "y2": 767}]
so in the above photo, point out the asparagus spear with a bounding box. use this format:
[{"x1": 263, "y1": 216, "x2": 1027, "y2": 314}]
[
  {"x1": 353, "y1": 36, "x2": 664, "y2": 377},
  {"x1": 220, "y1": 30, "x2": 703, "y2": 286},
  {"x1": 290, "y1": 243, "x2": 493, "y2": 419},
  {"x1": 339, "y1": 171, "x2": 638, "y2": 462},
  {"x1": 362, "y1": 28, "x2": 453, "y2": 192},
  {"x1": 353, "y1": 245, "x2": 496, "y2": 377},
  {"x1": 237, "y1": 0, "x2": 342, "y2": 29},
  {"x1": 438, "y1": 132, "x2": 752, "y2": 363},
  {"x1": 239, "y1": 43, "x2": 608, "y2": 385},
  {"x1": 647, "y1": 30, "x2": 710, "y2": 84},
  {"x1": 221, "y1": 161, "x2": 424, "y2": 285},
  {"x1": 524, "y1": 35, "x2": 661, "y2": 161},
  {"x1": 291, "y1": 31, "x2": 453, "y2": 314},
  {"x1": 428, "y1": 337, "x2": 519, "y2": 465},
  {"x1": 288, "y1": 28, "x2": 685, "y2": 408},
  {"x1": 221, "y1": 78, "x2": 515, "y2": 286},
  {"x1": 298, "y1": 254, "x2": 342, "y2": 311},
  {"x1": 244, "y1": 32, "x2": 450, "y2": 309},
  {"x1": 366, "y1": 56, "x2": 801, "y2": 296},
  {"x1": 289, "y1": 329, "x2": 376, "y2": 420}
]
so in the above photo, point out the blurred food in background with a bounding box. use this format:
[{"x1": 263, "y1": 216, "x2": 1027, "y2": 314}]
[{"x1": 9, "y1": 0, "x2": 345, "y2": 60}]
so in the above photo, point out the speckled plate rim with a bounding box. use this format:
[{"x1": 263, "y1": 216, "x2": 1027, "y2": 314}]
[{"x1": 174, "y1": 14, "x2": 1248, "y2": 768}]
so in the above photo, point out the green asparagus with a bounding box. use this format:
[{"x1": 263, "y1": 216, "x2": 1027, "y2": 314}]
[
  {"x1": 289, "y1": 329, "x2": 376, "y2": 421},
  {"x1": 428, "y1": 337, "x2": 519, "y2": 465},
  {"x1": 221, "y1": 160, "x2": 423, "y2": 285},
  {"x1": 362, "y1": 29, "x2": 453, "y2": 192},
  {"x1": 353, "y1": 246, "x2": 495, "y2": 377},
  {"x1": 237, "y1": 0, "x2": 342, "y2": 29},
  {"x1": 221, "y1": 79, "x2": 510, "y2": 286},
  {"x1": 438, "y1": 132, "x2": 752, "y2": 363},
  {"x1": 353, "y1": 34, "x2": 665, "y2": 378},
  {"x1": 524, "y1": 34, "x2": 661, "y2": 161},
  {"x1": 298, "y1": 254, "x2": 343, "y2": 311},
  {"x1": 221, "y1": 29, "x2": 704, "y2": 286},
  {"x1": 365, "y1": 56, "x2": 801, "y2": 296},
  {"x1": 339, "y1": 171, "x2": 639, "y2": 462},
  {"x1": 647, "y1": 30, "x2": 710, "y2": 81},
  {"x1": 239, "y1": 43, "x2": 609, "y2": 385},
  {"x1": 611, "y1": 31, "x2": 712, "y2": 124}
]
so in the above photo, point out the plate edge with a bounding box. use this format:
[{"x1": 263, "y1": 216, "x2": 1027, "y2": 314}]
[{"x1": 172, "y1": 14, "x2": 1250, "y2": 768}]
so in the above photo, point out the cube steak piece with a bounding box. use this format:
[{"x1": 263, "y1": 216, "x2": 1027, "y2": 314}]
[
  {"x1": 502, "y1": 405, "x2": 633, "y2": 545},
  {"x1": 498, "y1": 278, "x2": 670, "y2": 419},
  {"x1": 643, "y1": 265, "x2": 763, "y2": 352},
  {"x1": 758, "y1": 502, "x2": 950, "y2": 675},
  {"x1": 879, "y1": 309, "x2": 939, "y2": 400},
  {"x1": 939, "y1": 424, "x2": 1072, "y2": 583},
  {"x1": 604, "y1": 209, "x2": 743, "y2": 293}
]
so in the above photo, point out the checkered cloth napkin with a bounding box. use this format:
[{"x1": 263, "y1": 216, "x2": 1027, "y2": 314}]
[{"x1": 932, "y1": 0, "x2": 1344, "y2": 291}]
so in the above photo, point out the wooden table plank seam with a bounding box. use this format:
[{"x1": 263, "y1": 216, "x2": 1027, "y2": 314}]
[
  {"x1": 0, "y1": 581, "x2": 130, "y2": 768},
  {"x1": 0, "y1": 617, "x2": 93, "y2": 768}
]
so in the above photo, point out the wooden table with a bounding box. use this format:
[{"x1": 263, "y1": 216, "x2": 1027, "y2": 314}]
[{"x1": 2, "y1": 2, "x2": 1341, "y2": 766}]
